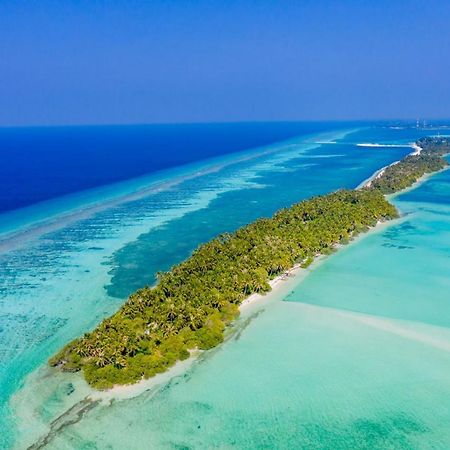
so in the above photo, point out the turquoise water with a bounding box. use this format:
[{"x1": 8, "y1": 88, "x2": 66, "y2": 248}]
[
  {"x1": 0, "y1": 124, "x2": 440, "y2": 448},
  {"x1": 20, "y1": 159, "x2": 450, "y2": 449}
]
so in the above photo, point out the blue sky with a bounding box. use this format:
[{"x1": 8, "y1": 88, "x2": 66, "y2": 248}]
[{"x1": 1, "y1": 0, "x2": 449, "y2": 126}]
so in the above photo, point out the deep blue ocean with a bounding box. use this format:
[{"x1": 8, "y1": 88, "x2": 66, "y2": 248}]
[{"x1": 0, "y1": 122, "x2": 344, "y2": 214}]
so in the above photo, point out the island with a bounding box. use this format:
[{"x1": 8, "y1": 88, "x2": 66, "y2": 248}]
[
  {"x1": 367, "y1": 137, "x2": 449, "y2": 193},
  {"x1": 50, "y1": 137, "x2": 450, "y2": 389}
]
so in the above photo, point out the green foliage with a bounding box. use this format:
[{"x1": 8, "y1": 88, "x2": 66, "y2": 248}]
[
  {"x1": 368, "y1": 138, "x2": 449, "y2": 194},
  {"x1": 417, "y1": 136, "x2": 450, "y2": 157}
]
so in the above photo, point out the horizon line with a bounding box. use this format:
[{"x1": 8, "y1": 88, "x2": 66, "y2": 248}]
[{"x1": 1, "y1": 118, "x2": 450, "y2": 129}]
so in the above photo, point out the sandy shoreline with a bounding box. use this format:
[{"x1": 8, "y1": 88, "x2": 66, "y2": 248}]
[
  {"x1": 239, "y1": 263, "x2": 302, "y2": 310},
  {"x1": 410, "y1": 142, "x2": 422, "y2": 155}
]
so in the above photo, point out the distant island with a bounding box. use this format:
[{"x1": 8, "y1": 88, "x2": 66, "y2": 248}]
[
  {"x1": 50, "y1": 137, "x2": 450, "y2": 389},
  {"x1": 366, "y1": 137, "x2": 450, "y2": 192}
]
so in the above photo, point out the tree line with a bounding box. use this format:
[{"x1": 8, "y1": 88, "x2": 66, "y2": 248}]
[{"x1": 368, "y1": 137, "x2": 449, "y2": 193}]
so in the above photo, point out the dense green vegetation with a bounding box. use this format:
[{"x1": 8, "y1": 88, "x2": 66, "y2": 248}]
[
  {"x1": 51, "y1": 189, "x2": 396, "y2": 388},
  {"x1": 418, "y1": 136, "x2": 450, "y2": 157},
  {"x1": 51, "y1": 137, "x2": 449, "y2": 389},
  {"x1": 368, "y1": 137, "x2": 449, "y2": 194}
]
